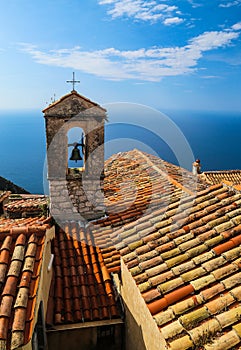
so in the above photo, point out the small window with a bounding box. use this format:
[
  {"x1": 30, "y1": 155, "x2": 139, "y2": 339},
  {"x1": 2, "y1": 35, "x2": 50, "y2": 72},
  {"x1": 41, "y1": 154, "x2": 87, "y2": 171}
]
[{"x1": 97, "y1": 325, "x2": 115, "y2": 348}]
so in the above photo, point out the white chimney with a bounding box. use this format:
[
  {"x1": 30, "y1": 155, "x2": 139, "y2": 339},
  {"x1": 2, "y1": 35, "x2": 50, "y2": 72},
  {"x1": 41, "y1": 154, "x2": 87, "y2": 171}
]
[{"x1": 192, "y1": 159, "x2": 201, "y2": 175}]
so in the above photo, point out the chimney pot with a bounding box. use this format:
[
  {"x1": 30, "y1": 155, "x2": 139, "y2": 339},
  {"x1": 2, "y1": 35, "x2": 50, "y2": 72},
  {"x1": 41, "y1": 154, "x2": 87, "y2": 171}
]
[{"x1": 192, "y1": 159, "x2": 201, "y2": 175}]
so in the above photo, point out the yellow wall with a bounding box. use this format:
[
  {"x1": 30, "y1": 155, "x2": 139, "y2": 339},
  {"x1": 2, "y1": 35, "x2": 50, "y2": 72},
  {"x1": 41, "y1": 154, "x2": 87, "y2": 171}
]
[
  {"x1": 22, "y1": 226, "x2": 55, "y2": 350},
  {"x1": 118, "y1": 259, "x2": 167, "y2": 350}
]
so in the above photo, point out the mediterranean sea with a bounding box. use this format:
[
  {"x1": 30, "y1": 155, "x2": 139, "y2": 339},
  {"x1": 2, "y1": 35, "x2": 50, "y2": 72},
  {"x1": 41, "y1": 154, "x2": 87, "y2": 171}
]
[{"x1": 0, "y1": 108, "x2": 241, "y2": 194}]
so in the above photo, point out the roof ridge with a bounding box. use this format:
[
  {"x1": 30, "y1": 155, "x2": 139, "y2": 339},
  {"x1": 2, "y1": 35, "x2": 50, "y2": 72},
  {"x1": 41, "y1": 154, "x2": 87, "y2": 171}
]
[
  {"x1": 222, "y1": 180, "x2": 241, "y2": 192},
  {"x1": 134, "y1": 149, "x2": 195, "y2": 196},
  {"x1": 204, "y1": 170, "x2": 241, "y2": 174},
  {"x1": 42, "y1": 90, "x2": 105, "y2": 113}
]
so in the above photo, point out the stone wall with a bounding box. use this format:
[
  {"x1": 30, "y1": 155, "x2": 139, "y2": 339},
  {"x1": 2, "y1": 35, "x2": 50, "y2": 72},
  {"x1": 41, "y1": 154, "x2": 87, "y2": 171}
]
[
  {"x1": 49, "y1": 176, "x2": 105, "y2": 222},
  {"x1": 24, "y1": 226, "x2": 55, "y2": 350},
  {"x1": 45, "y1": 117, "x2": 105, "y2": 179},
  {"x1": 67, "y1": 175, "x2": 105, "y2": 220},
  {"x1": 44, "y1": 92, "x2": 107, "y2": 222}
]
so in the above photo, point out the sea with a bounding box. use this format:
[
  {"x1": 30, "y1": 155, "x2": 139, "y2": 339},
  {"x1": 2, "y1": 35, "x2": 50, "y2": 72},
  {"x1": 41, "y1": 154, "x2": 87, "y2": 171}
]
[{"x1": 0, "y1": 107, "x2": 241, "y2": 194}]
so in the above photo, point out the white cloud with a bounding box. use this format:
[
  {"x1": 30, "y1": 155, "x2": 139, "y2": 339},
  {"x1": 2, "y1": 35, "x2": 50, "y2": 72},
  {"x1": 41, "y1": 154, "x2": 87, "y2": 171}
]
[
  {"x1": 219, "y1": 0, "x2": 241, "y2": 7},
  {"x1": 188, "y1": 1, "x2": 202, "y2": 7},
  {"x1": 232, "y1": 22, "x2": 241, "y2": 30},
  {"x1": 189, "y1": 30, "x2": 239, "y2": 50},
  {"x1": 201, "y1": 75, "x2": 221, "y2": 79},
  {"x1": 98, "y1": 0, "x2": 183, "y2": 24},
  {"x1": 163, "y1": 17, "x2": 184, "y2": 26},
  {"x1": 20, "y1": 25, "x2": 240, "y2": 82},
  {"x1": 99, "y1": 0, "x2": 115, "y2": 3}
]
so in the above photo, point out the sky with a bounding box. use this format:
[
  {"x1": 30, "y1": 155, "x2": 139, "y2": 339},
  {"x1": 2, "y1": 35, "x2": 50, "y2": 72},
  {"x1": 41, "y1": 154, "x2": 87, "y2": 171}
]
[{"x1": 0, "y1": 0, "x2": 241, "y2": 111}]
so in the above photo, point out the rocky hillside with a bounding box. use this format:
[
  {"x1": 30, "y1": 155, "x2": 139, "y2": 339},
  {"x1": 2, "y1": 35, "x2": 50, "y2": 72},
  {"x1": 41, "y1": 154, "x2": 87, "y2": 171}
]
[{"x1": 0, "y1": 176, "x2": 29, "y2": 194}]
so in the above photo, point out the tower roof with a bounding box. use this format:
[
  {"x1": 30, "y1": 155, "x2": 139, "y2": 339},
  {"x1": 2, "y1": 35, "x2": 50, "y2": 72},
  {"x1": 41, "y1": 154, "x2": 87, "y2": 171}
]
[{"x1": 42, "y1": 90, "x2": 106, "y2": 116}]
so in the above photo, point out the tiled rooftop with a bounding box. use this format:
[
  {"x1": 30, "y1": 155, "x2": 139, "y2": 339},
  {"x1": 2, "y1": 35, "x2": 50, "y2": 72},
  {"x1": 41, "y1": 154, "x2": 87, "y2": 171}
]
[
  {"x1": 4, "y1": 195, "x2": 49, "y2": 219},
  {"x1": 90, "y1": 150, "x2": 241, "y2": 349},
  {"x1": 0, "y1": 192, "x2": 11, "y2": 204},
  {"x1": 46, "y1": 224, "x2": 121, "y2": 327},
  {"x1": 202, "y1": 170, "x2": 241, "y2": 186},
  {"x1": 1, "y1": 149, "x2": 240, "y2": 348},
  {"x1": 144, "y1": 151, "x2": 208, "y2": 192},
  {"x1": 94, "y1": 150, "x2": 208, "y2": 273},
  {"x1": 0, "y1": 216, "x2": 52, "y2": 349},
  {"x1": 104, "y1": 150, "x2": 208, "y2": 211}
]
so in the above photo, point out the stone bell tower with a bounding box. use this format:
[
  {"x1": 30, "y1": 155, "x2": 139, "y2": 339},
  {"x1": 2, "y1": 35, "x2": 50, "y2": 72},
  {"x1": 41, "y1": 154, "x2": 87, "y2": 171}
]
[{"x1": 43, "y1": 81, "x2": 106, "y2": 222}]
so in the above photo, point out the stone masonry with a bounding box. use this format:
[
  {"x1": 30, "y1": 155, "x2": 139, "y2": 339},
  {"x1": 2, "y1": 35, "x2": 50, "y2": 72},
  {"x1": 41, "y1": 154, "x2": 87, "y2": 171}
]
[{"x1": 43, "y1": 90, "x2": 107, "y2": 222}]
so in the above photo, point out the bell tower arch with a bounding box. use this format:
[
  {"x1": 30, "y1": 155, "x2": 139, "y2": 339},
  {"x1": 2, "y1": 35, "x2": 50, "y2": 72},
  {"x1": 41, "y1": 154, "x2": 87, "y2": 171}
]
[
  {"x1": 67, "y1": 127, "x2": 85, "y2": 171},
  {"x1": 43, "y1": 88, "x2": 106, "y2": 222}
]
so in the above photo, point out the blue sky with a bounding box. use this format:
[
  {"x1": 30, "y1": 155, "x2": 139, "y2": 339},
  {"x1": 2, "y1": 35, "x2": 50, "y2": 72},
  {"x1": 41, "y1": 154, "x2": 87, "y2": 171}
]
[{"x1": 0, "y1": 0, "x2": 241, "y2": 111}]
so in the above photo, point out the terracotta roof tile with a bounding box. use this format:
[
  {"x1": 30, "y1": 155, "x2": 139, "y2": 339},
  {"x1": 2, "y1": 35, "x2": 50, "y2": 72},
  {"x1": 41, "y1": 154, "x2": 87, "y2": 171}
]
[
  {"x1": 189, "y1": 318, "x2": 221, "y2": 346},
  {"x1": 202, "y1": 170, "x2": 241, "y2": 186},
  {"x1": 205, "y1": 329, "x2": 240, "y2": 349},
  {"x1": 216, "y1": 306, "x2": 241, "y2": 328},
  {"x1": 4, "y1": 195, "x2": 49, "y2": 219},
  {"x1": 162, "y1": 319, "x2": 185, "y2": 340},
  {"x1": 169, "y1": 334, "x2": 193, "y2": 350},
  {"x1": 0, "y1": 266, "x2": 10, "y2": 285},
  {"x1": 47, "y1": 225, "x2": 121, "y2": 326},
  {"x1": 0, "y1": 191, "x2": 11, "y2": 203},
  {"x1": 0, "y1": 316, "x2": 9, "y2": 340},
  {"x1": 230, "y1": 285, "x2": 241, "y2": 300},
  {"x1": 0, "y1": 296, "x2": 14, "y2": 318},
  {"x1": 0, "y1": 216, "x2": 51, "y2": 349},
  {"x1": 171, "y1": 295, "x2": 202, "y2": 316},
  {"x1": 179, "y1": 306, "x2": 211, "y2": 330},
  {"x1": 3, "y1": 276, "x2": 18, "y2": 297},
  {"x1": 206, "y1": 292, "x2": 235, "y2": 314},
  {"x1": 89, "y1": 150, "x2": 241, "y2": 349}
]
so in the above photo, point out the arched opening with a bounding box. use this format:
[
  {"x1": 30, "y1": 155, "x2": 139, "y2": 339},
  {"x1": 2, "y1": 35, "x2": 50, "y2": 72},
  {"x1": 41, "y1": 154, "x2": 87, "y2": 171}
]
[{"x1": 67, "y1": 127, "x2": 85, "y2": 174}]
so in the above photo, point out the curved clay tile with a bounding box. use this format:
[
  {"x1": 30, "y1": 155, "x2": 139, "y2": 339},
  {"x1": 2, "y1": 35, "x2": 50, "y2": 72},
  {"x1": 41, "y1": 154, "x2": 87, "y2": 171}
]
[
  {"x1": 0, "y1": 236, "x2": 12, "y2": 251},
  {"x1": 0, "y1": 249, "x2": 10, "y2": 266}
]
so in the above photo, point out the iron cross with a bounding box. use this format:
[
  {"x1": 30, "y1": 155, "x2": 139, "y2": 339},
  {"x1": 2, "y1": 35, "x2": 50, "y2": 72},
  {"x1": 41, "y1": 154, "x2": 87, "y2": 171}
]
[{"x1": 66, "y1": 72, "x2": 80, "y2": 91}]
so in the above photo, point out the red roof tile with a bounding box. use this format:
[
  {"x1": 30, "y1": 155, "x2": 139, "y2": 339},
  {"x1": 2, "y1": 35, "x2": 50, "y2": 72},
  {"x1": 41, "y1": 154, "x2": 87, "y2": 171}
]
[
  {"x1": 88, "y1": 150, "x2": 241, "y2": 349},
  {"x1": 0, "y1": 192, "x2": 11, "y2": 204},
  {"x1": 202, "y1": 170, "x2": 241, "y2": 185},
  {"x1": 46, "y1": 224, "x2": 121, "y2": 326},
  {"x1": 0, "y1": 216, "x2": 51, "y2": 349},
  {"x1": 4, "y1": 195, "x2": 49, "y2": 219},
  {"x1": 3, "y1": 149, "x2": 240, "y2": 348}
]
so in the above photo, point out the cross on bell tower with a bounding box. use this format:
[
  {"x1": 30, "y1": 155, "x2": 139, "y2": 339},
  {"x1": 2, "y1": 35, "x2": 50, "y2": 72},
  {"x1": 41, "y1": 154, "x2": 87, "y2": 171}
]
[{"x1": 66, "y1": 72, "x2": 80, "y2": 92}]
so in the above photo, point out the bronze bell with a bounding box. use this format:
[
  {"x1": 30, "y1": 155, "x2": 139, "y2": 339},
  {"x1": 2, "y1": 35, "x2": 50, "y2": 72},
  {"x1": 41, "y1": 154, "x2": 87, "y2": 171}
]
[{"x1": 70, "y1": 146, "x2": 82, "y2": 163}]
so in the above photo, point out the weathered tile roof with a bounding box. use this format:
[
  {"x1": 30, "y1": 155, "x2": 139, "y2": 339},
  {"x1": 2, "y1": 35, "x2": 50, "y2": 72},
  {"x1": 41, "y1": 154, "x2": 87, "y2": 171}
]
[
  {"x1": 46, "y1": 224, "x2": 121, "y2": 327},
  {"x1": 0, "y1": 192, "x2": 11, "y2": 204},
  {"x1": 144, "y1": 151, "x2": 209, "y2": 192},
  {"x1": 94, "y1": 150, "x2": 208, "y2": 273},
  {"x1": 0, "y1": 216, "x2": 52, "y2": 350},
  {"x1": 0, "y1": 217, "x2": 51, "y2": 234},
  {"x1": 104, "y1": 150, "x2": 208, "y2": 208},
  {"x1": 2, "y1": 148, "x2": 240, "y2": 348},
  {"x1": 90, "y1": 150, "x2": 241, "y2": 349},
  {"x1": 4, "y1": 195, "x2": 49, "y2": 219},
  {"x1": 201, "y1": 170, "x2": 241, "y2": 186},
  {"x1": 116, "y1": 185, "x2": 241, "y2": 348}
]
